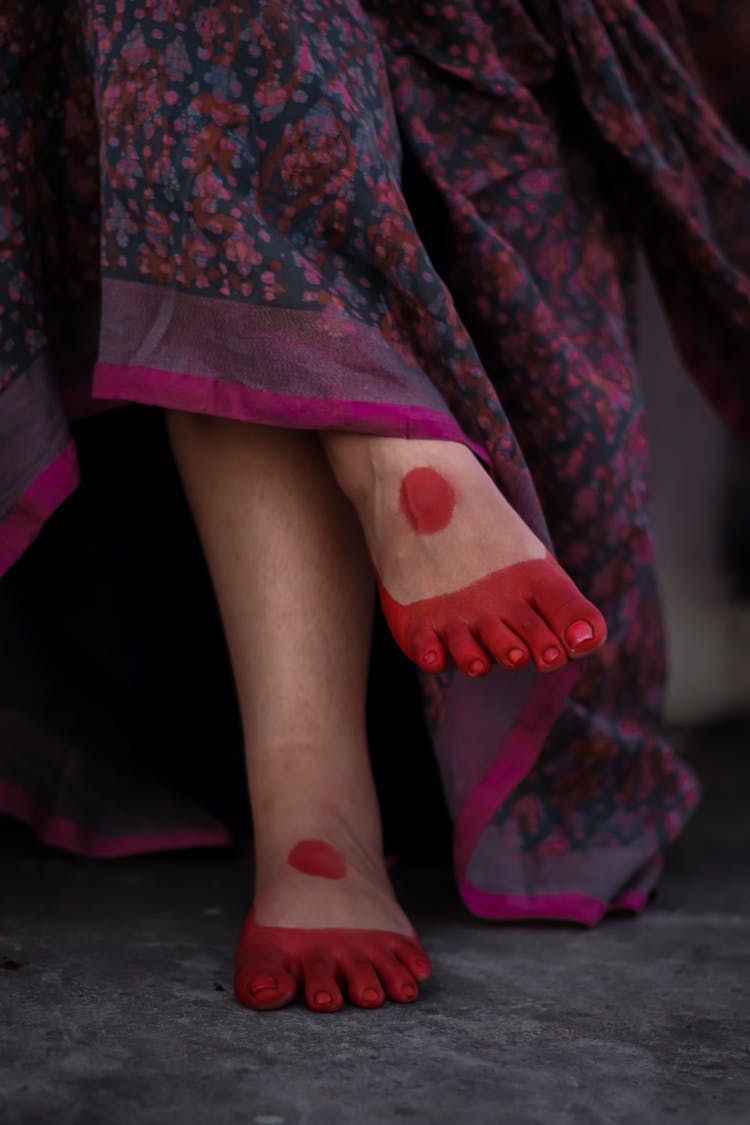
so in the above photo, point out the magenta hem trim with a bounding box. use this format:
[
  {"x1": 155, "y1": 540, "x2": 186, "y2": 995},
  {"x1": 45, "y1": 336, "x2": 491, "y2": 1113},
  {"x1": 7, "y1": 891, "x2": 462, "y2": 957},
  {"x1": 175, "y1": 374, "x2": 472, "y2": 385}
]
[
  {"x1": 453, "y1": 663, "x2": 580, "y2": 880},
  {"x1": 0, "y1": 780, "x2": 232, "y2": 858},
  {"x1": 460, "y1": 880, "x2": 647, "y2": 926},
  {"x1": 93, "y1": 361, "x2": 490, "y2": 461},
  {"x1": 0, "y1": 443, "x2": 79, "y2": 577}
]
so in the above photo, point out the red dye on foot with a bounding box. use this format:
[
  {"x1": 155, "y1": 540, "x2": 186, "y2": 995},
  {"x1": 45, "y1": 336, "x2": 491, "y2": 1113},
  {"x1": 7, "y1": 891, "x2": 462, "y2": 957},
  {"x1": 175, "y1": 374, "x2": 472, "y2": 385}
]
[
  {"x1": 235, "y1": 909, "x2": 432, "y2": 1012},
  {"x1": 399, "y1": 467, "x2": 456, "y2": 534},
  {"x1": 377, "y1": 552, "x2": 607, "y2": 677},
  {"x1": 287, "y1": 839, "x2": 347, "y2": 880}
]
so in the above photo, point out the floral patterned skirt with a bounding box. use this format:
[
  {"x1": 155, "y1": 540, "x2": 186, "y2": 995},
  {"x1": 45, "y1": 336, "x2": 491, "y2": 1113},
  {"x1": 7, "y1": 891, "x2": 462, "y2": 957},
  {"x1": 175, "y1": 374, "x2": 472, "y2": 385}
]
[{"x1": 1, "y1": 0, "x2": 748, "y2": 922}]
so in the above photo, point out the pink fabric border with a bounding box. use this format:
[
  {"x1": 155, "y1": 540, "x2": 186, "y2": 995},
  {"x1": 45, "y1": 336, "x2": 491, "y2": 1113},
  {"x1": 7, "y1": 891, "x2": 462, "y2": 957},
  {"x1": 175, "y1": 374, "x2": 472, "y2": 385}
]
[
  {"x1": 454, "y1": 660, "x2": 660, "y2": 925},
  {"x1": 93, "y1": 361, "x2": 491, "y2": 462},
  {"x1": 459, "y1": 879, "x2": 647, "y2": 926},
  {"x1": 454, "y1": 662, "x2": 580, "y2": 881},
  {"x1": 0, "y1": 443, "x2": 80, "y2": 577},
  {"x1": 0, "y1": 779, "x2": 232, "y2": 858}
]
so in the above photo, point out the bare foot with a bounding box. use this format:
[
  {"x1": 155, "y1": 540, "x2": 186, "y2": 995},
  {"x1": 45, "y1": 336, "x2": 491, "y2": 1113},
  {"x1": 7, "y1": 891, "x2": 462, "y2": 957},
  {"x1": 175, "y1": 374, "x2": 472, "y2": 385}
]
[
  {"x1": 322, "y1": 434, "x2": 607, "y2": 676},
  {"x1": 234, "y1": 813, "x2": 431, "y2": 1013}
]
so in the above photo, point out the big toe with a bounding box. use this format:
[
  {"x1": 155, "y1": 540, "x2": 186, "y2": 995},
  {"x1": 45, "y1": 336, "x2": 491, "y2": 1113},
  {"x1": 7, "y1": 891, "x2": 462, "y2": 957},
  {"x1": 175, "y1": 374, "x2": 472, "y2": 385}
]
[
  {"x1": 234, "y1": 949, "x2": 298, "y2": 1011},
  {"x1": 531, "y1": 571, "x2": 607, "y2": 656}
]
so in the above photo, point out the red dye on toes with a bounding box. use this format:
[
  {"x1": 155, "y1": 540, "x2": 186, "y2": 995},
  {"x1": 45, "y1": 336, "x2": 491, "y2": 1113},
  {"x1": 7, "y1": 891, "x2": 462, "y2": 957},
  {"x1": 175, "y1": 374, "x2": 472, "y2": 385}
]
[
  {"x1": 288, "y1": 839, "x2": 347, "y2": 880},
  {"x1": 565, "y1": 620, "x2": 594, "y2": 648},
  {"x1": 377, "y1": 552, "x2": 608, "y2": 675},
  {"x1": 234, "y1": 909, "x2": 432, "y2": 1012},
  {"x1": 399, "y1": 467, "x2": 456, "y2": 534}
]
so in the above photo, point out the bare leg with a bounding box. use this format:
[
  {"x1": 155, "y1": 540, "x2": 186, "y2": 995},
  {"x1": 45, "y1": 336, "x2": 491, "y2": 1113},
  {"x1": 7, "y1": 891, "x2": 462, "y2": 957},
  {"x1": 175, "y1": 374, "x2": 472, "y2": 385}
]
[
  {"x1": 321, "y1": 433, "x2": 608, "y2": 676},
  {"x1": 166, "y1": 413, "x2": 431, "y2": 1012}
]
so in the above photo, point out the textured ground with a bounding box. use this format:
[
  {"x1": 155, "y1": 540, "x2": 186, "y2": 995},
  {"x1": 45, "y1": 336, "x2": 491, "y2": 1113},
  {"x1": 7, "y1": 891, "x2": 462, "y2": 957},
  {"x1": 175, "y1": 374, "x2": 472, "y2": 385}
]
[{"x1": 2, "y1": 722, "x2": 748, "y2": 1125}]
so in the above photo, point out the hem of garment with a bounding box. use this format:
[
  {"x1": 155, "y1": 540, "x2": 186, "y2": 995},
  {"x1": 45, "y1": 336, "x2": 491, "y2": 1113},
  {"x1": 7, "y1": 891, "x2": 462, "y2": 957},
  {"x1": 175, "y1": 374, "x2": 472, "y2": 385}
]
[
  {"x1": 0, "y1": 443, "x2": 79, "y2": 577},
  {"x1": 0, "y1": 779, "x2": 232, "y2": 858},
  {"x1": 93, "y1": 360, "x2": 491, "y2": 457},
  {"x1": 453, "y1": 663, "x2": 581, "y2": 881},
  {"x1": 459, "y1": 880, "x2": 648, "y2": 926}
]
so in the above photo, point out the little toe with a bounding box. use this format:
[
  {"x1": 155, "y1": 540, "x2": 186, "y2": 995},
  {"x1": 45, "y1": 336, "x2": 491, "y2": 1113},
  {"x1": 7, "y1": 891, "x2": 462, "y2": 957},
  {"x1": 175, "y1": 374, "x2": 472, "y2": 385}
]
[
  {"x1": 392, "y1": 938, "x2": 432, "y2": 983},
  {"x1": 342, "y1": 952, "x2": 386, "y2": 1009},
  {"x1": 372, "y1": 952, "x2": 420, "y2": 1004},
  {"x1": 478, "y1": 617, "x2": 531, "y2": 670},
  {"x1": 442, "y1": 623, "x2": 491, "y2": 678},
  {"x1": 234, "y1": 950, "x2": 297, "y2": 1011},
  {"x1": 303, "y1": 954, "x2": 344, "y2": 1013},
  {"x1": 412, "y1": 625, "x2": 448, "y2": 673},
  {"x1": 505, "y1": 608, "x2": 567, "y2": 672}
]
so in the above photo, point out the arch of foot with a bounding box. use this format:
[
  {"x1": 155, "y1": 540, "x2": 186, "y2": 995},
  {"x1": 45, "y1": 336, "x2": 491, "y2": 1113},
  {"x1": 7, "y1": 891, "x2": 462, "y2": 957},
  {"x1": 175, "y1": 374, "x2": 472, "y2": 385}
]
[
  {"x1": 234, "y1": 839, "x2": 432, "y2": 1012},
  {"x1": 382, "y1": 466, "x2": 607, "y2": 676}
]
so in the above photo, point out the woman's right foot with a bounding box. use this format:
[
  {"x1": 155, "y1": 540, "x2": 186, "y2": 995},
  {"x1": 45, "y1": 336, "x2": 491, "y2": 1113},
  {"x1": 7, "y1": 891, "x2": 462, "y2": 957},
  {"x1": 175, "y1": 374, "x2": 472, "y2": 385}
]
[{"x1": 322, "y1": 434, "x2": 608, "y2": 677}]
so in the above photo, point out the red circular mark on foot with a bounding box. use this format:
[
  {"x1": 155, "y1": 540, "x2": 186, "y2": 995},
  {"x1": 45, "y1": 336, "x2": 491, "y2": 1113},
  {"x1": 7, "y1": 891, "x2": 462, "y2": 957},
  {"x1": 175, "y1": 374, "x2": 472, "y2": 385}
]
[
  {"x1": 287, "y1": 838, "x2": 347, "y2": 880},
  {"x1": 399, "y1": 467, "x2": 456, "y2": 534}
]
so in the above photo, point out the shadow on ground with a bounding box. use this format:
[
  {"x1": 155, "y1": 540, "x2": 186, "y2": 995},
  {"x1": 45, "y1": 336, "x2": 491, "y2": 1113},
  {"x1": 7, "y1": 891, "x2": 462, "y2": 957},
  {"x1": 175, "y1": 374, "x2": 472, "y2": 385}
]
[{"x1": 2, "y1": 721, "x2": 748, "y2": 1125}]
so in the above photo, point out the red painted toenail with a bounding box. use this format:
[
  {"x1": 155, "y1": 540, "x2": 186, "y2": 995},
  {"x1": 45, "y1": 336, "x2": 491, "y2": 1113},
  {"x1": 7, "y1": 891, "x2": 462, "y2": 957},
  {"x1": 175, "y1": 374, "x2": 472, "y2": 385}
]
[
  {"x1": 315, "y1": 991, "x2": 333, "y2": 1006},
  {"x1": 414, "y1": 959, "x2": 430, "y2": 973},
  {"x1": 402, "y1": 984, "x2": 417, "y2": 999},
  {"x1": 250, "y1": 975, "x2": 277, "y2": 993},
  {"x1": 507, "y1": 647, "x2": 525, "y2": 666},
  {"x1": 363, "y1": 988, "x2": 381, "y2": 1003},
  {"x1": 468, "y1": 658, "x2": 486, "y2": 676},
  {"x1": 543, "y1": 646, "x2": 561, "y2": 663},
  {"x1": 565, "y1": 620, "x2": 594, "y2": 648},
  {"x1": 422, "y1": 650, "x2": 439, "y2": 666}
]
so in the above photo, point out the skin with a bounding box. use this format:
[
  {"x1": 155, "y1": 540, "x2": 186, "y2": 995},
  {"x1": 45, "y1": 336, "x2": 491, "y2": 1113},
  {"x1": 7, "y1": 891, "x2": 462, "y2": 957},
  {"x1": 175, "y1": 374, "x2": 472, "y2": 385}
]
[
  {"x1": 167, "y1": 414, "x2": 427, "y2": 1012},
  {"x1": 167, "y1": 415, "x2": 606, "y2": 1011}
]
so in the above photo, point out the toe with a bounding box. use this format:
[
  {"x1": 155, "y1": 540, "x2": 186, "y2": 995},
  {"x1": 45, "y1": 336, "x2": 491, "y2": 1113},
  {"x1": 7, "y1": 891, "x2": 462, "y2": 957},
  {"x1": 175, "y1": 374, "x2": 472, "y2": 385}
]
[
  {"x1": 529, "y1": 571, "x2": 608, "y2": 656},
  {"x1": 504, "y1": 608, "x2": 567, "y2": 672},
  {"x1": 442, "y1": 623, "x2": 491, "y2": 677},
  {"x1": 372, "y1": 951, "x2": 420, "y2": 1004},
  {"x1": 411, "y1": 624, "x2": 448, "y2": 673},
  {"x1": 341, "y1": 951, "x2": 386, "y2": 1009},
  {"x1": 234, "y1": 948, "x2": 298, "y2": 1011},
  {"x1": 392, "y1": 938, "x2": 432, "y2": 983},
  {"x1": 303, "y1": 953, "x2": 344, "y2": 1013},
  {"x1": 478, "y1": 617, "x2": 531, "y2": 670}
]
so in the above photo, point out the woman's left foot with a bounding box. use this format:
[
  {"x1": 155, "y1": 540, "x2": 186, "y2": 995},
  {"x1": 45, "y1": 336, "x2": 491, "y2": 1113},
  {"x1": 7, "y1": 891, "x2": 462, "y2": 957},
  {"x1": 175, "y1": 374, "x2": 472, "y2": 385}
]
[{"x1": 323, "y1": 434, "x2": 607, "y2": 676}]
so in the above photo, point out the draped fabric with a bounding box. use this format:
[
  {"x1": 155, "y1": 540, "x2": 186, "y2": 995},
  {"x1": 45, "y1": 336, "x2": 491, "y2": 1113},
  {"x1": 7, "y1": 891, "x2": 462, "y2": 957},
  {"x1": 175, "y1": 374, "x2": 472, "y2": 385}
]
[{"x1": 1, "y1": 0, "x2": 747, "y2": 922}]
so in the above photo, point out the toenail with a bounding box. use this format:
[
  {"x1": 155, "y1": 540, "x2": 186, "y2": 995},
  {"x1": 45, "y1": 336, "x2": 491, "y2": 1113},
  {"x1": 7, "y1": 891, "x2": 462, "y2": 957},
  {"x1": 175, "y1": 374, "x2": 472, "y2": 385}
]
[
  {"x1": 314, "y1": 990, "x2": 333, "y2": 1006},
  {"x1": 363, "y1": 987, "x2": 381, "y2": 1003},
  {"x1": 402, "y1": 984, "x2": 418, "y2": 1000},
  {"x1": 422, "y1": 650, "x2": 439, "y2": 667},
  {"x1": 543, "y1": 645, "x2": 561, "y2": 663},
  {"x1": 468, "y1": 658, "x2": 486, "y2": 676},
  {"x1": 414, "y1": 959, "x2": 430, "y2": 973},
  {"x1": 507, "y1": 647, "x2": 526, "y2": 666},
  {"x1": 250, "y1": 975, "x2": 277, "y2": 993},
  {"x1": 565, "y1": 620, "x2": 594, "y2": 648}
]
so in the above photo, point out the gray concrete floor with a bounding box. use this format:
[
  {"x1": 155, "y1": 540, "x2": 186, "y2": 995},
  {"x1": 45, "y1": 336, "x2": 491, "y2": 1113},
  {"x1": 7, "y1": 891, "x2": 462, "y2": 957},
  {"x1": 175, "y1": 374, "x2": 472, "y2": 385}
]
[{"x1": 2, "y1": 723, "x2": 749, "y2": 1125}]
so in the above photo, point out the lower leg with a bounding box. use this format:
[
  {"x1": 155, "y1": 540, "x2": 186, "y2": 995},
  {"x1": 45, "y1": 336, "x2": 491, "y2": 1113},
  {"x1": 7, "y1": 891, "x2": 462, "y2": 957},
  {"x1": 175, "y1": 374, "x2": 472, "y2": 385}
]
[
  {"x1": 166, "y1": 413, "x2": 430, "y2": 1011},
  {"x1": 321, "y1": 432, "x2": 607, "y2": 676}
]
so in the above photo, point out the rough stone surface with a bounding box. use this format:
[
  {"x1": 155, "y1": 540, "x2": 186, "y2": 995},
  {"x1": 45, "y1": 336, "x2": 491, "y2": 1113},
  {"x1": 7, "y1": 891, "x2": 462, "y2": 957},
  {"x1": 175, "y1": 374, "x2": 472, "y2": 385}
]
[{"x1": 2, "y1": 723, "x2": 748, "y2": 1125}]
